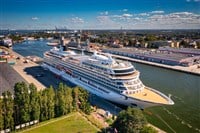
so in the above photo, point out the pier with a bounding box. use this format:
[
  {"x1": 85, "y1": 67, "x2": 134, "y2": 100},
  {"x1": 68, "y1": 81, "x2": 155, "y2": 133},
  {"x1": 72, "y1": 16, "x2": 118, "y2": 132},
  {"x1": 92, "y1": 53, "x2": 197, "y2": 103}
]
[
  {"x1": 68, "y1": 47, "x2": 200, "y2": 76},
  {"x1": 10, "y1": 50, "x2": 46, "y2": 91},
  {"x1": 111, "y1": 54, "x2": 200, "y2": 76}
]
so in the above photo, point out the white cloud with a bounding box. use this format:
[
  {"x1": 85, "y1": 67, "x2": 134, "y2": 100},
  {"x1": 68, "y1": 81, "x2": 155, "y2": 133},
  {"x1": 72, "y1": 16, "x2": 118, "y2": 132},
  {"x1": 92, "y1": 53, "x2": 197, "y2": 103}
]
[
  {"x1": 70, "y1": 17, "x2": 84, "y2": 24},
  {"x1": 150, "y1": 10, "x2": 165, "y2": 14},
  {"x1": 122, "y1": 13, "x2": 133, "y2": 17},
  {"x1": 31, "y1": 17, "x2": 39, "y2": 20},
  {"x1": 186, "y1": 0, "x2": 200, "y2": 2},
  {"x1": 96, "y1": 15, "x2": 119, "y2": 29},
  {"x1": 147, "y1": 12, "x2": 200, "y2": 27},
  {"x1": 123, "y1": 9, "x2": 128, "y2": 12},
  {"x1": 138, "y1": 13, "x2": 150, "y2": 16},
  {"x1": 100, "y1": 11, "x2": 108, "y2": 15}
]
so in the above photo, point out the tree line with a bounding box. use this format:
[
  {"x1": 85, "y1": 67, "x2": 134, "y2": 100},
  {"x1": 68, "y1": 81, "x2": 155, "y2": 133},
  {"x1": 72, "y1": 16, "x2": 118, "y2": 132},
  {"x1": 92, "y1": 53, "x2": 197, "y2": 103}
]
[{"x1": 0, "y1": 82, "x2": 91, "y2": 131}]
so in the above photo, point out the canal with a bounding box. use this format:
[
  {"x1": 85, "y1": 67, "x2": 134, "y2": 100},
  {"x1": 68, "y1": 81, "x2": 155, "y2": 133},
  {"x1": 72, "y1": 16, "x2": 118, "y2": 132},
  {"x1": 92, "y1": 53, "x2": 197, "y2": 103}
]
[{"x1": 13, "y1": 40, "x2": 200, "y2": 133}]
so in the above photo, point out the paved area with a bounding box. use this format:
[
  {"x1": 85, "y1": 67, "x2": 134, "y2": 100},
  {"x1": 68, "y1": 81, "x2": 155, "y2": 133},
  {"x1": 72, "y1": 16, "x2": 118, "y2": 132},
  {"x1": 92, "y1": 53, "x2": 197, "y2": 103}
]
[
  {"x1": 0, "y1": 62, "x2": 27, "y2": 95},
  {"x1": 12, "y1": 51, "x2": 46, "y2": 91}
]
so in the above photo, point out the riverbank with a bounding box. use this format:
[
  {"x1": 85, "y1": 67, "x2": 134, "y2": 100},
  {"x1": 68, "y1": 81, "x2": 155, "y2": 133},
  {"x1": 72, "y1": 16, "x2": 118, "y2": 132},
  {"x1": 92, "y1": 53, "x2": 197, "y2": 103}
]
[
  {"x1": 111, "y1": 54, "x2": 200, "y2": 76},
  {"x1": 70, "y1": 48, "x2": 200, "y2": 76},
  {"x1": 10, "y1": 50, "x2": 45, "y2": 91}
]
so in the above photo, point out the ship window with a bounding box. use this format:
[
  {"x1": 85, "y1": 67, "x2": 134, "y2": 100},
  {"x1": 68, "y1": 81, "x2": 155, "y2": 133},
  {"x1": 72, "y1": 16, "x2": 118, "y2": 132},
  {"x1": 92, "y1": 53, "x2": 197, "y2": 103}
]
[
  {"x1": 117, "y1": 82, "x2": 123, "y2": 85},
  {"x1": 114, "y1": 68, "x2": 134, "y2": 74}
]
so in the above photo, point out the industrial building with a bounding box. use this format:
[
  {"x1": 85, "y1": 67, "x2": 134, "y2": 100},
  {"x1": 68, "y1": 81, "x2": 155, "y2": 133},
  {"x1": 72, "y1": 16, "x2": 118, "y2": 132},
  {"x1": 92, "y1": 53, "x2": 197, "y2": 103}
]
[{"x1": 103, "y1": 48, "x2": 200, "y2": 67}]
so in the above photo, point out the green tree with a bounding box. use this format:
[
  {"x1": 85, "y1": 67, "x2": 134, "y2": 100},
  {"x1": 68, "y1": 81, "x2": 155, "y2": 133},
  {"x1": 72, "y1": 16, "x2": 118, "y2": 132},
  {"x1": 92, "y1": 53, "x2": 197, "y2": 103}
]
[
  {"x1": 39, "y1": 90, "x2": 48, "y2": 121},
  {"x1": 77, "y1": 87, "x2": 91, "y2": 114},
  {"x1": 72, "y1": 87, "x2": 79, "y2": 111},
  {"x1": 112, "y1": 107, "x2": 147, "y2": 133},
  {"x1": 29, "y1": 83, "x2": 40, "y2": 121},
  {"x1": 2, "y1": 91, "x2": 14, "y2": 130},
  {"x1": 47, "y1": 86, "x2": 55, "y2": 119},
  {"x1": 14, "y1": 82, "x2": 30, "y2": 124},
  {"x1": 55, "y1": 83, "x2": 73, "y2": 116},
  {"x1": 64, "y1": 86, "x2": 73, "y2": 114},
  {"x1": 0, "y1": 98, "x2": 4, "y2": 130},
  {"x1": 55, "y1": 83, "x2": 66, "y2": 116}
]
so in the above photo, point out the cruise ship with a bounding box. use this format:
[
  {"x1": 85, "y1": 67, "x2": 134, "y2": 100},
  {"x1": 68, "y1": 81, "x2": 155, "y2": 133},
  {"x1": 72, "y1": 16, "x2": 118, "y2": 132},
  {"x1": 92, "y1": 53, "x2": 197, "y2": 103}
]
[{"x1": 42, "y1": 47, "x2": 174, "y2": 109}]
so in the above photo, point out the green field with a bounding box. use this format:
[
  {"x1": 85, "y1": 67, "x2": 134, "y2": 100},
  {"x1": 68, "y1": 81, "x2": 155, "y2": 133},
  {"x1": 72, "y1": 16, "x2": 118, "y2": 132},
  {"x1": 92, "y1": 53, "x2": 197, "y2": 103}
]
[{"x1": 20, "y1": 112, "x2": 99, "y2": 133}]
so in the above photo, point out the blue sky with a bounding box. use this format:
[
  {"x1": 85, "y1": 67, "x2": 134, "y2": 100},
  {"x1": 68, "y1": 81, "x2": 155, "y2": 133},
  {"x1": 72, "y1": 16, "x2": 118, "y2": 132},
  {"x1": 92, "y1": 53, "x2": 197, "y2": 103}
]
[{"x1": 1, "y1": 0, "x2": 200, "y2": 29}]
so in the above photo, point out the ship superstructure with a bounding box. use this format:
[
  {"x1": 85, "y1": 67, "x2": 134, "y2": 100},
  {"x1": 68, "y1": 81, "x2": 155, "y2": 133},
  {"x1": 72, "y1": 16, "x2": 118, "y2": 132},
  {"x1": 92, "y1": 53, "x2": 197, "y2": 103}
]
[{"x1": 42, "y1": 47, "x2": 174, "y2": 108}]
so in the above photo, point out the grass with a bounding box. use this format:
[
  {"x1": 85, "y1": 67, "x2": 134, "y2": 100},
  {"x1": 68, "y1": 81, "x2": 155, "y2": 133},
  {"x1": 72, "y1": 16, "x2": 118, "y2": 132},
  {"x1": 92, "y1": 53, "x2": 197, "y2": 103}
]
[{"x1": 20, "y1": 112, "x2": 99, "y2": 133}]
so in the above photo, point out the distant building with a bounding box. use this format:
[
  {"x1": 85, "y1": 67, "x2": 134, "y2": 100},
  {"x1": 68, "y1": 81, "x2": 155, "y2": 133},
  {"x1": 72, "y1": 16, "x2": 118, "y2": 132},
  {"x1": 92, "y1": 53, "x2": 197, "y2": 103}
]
[
  {"x1": 0, "y1": 47, "x2": 16, "y2": 65},
  {"x1": 170, "y1": 41, "x2": 180, "y2": 48},
  {"x1": 159, "y1": 47, "x2": 200, "y2": 56},
  {"x1": 103, "y1": 48, "x2": 200, "y2": 67},
  {"x1": 0, "y1": 38, "x2": 12, "y2": 47},
  {"x1": 189, "y1": 41, "x2": 197, "y2": 49},
  {"x1": 148, "y1": 41, "x2": 171, "y2": 48}
]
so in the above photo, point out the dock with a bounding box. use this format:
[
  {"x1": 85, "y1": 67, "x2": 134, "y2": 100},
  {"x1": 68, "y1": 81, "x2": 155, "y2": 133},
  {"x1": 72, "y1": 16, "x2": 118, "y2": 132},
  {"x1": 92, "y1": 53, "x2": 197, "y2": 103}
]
[
  {"x1": 111, "y1": 54, "x2": 200, "y2": 76},
  {"x1": 10, "y1": 50, "x2": 45, "y2": 91},
  {"x1": 68, "y1": 47, "x2": 200, "y2": 76}
]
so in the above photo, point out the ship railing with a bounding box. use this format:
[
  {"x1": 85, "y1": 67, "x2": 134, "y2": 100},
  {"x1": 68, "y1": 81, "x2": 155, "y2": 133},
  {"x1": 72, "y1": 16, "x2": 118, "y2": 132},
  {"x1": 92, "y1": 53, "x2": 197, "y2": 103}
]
[{"x1": 146, "y1": 87, "x2": 174, "y2": 104}]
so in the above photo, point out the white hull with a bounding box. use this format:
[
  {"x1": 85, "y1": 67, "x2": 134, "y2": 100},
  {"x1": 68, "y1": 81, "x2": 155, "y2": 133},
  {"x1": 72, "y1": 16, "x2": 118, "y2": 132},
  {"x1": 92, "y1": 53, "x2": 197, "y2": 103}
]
[{"x1": 42, "y1": 63, "x2": 167, "y2": 109}]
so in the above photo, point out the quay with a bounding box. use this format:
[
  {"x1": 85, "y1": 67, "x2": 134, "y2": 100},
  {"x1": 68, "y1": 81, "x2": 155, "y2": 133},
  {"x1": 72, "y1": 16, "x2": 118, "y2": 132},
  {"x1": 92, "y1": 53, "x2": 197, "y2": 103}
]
[
  {"x1": 111, "y1": 54, "x2": 200, "y2": 76},
  {"x1": 69, "y1": 47, "x2": 200, "y2": 76},
  {"x1": 11, "y1": 51, "x2": 45, "y2": 91}
]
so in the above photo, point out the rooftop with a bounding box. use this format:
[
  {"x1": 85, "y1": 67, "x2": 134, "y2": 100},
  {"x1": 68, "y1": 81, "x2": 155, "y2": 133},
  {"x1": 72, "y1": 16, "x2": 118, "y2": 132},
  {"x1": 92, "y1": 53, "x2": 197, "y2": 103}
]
[{"x1": 104, "y1": 48, "x2": 198, "y2": 62}]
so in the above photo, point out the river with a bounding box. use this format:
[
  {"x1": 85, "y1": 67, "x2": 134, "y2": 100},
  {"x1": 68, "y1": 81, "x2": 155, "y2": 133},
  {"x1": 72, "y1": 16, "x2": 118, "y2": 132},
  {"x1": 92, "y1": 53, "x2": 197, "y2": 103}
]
[{"x1": 13, "y1": 40, "x2": 200, "y2": 133}]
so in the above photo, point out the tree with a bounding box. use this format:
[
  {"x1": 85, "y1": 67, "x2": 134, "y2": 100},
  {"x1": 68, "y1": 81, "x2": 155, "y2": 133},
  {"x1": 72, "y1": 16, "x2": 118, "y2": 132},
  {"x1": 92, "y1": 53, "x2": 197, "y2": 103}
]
[
  {"x1": 0, "y1": 98, "x2": 4, "y2": 130},
  {"x1": 77, "y1": 87, "x2": 91, "y2": 114},
  {"x1": 72, "y1": 87, "x2": 79, "y2": 111},
  {"x1": 39, "y1": 90, "x2": 48, "y2": 121},
  {"x1": 2, "y1": 91, "x2": 14, "y2": 130},
  {"x1": 29, "y1": 83, "x2": 40, "y2": 121},
  {"x1": 14, "y1": 82, "x2": 30, "y2": 124},
  {"x1": 55, "y1": 83, "x2": 66, "y2": 117},
  {"x1": 47, "y1": 86, "x2": 55, "y2": 119},
  {"x1": 39, "y1": 86, "x2": 55, "y2": 121},
  {"x1": 64, "y1": 86, "x2": 73, "y2": 114},
  {"x1": 112, "y1": 107, "x2": 147, "y2": 133}
]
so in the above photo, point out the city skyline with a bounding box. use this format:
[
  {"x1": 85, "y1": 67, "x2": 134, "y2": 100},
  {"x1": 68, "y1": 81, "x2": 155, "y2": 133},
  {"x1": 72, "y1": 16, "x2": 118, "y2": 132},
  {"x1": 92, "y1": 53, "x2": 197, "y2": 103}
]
[{"x1": 1, "y1": 0, "x2": 200, "y2": 30}]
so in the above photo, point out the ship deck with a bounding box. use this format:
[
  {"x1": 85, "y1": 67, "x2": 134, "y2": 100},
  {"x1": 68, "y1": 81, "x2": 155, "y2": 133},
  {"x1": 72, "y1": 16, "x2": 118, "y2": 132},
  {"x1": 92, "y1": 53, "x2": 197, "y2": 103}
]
[
  {"x1": 111, "y1": 71, "x2": 139, "y2": 79},
  {"x1": 128, "y1": 88, "x2": 169, "y2": 104}
]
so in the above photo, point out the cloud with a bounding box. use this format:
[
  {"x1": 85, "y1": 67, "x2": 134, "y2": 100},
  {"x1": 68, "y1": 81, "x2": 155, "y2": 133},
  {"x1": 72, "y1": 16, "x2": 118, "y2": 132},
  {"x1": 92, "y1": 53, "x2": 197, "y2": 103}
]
[
  {"x1": 100, "y1": 11, "x2": 108, "y2": 15},
  {"x1": 70, "y1": 17, "x2": 84, "y2": 24},
  {"x1": 96, "y1": 15, "x2": 119, "y2": 29},
  {"x1": 122, "y1": 13, "x2": 133, "y2": 17},
  {"x1": 186, "y1": 0, "x2": 200, "y2": 2},
  {"x1": 148, "y1": 12, "x2": 200, "y2": 26},
  {"x1": 150, "y1": 10, "x2": 165, "y2": 14},
  {"x1": 138, "y1": 13, "x2": 150, "y2": 16},
  {"x1": 31, "y1": 17, "x2": 39, "y2": 20},
  {"x1": 123, "y1": 9, "x2": 128, "y2": 12},
  {"x1": 111, "y1": 13, "x2": 133, "y2": 21}
]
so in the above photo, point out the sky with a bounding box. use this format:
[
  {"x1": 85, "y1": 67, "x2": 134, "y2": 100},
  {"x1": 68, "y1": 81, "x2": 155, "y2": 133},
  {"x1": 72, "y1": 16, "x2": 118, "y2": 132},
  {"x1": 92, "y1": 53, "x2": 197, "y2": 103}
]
[{"x1": 0, "y1": 0, "x2": 200, "y2": 30}]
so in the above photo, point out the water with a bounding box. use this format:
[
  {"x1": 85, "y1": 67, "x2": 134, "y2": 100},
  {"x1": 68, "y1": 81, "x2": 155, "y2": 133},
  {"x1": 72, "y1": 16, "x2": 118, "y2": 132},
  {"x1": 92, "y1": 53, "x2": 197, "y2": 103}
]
[{"x1": 13, "y1": 40, "x2": 200, "y2": 133}]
